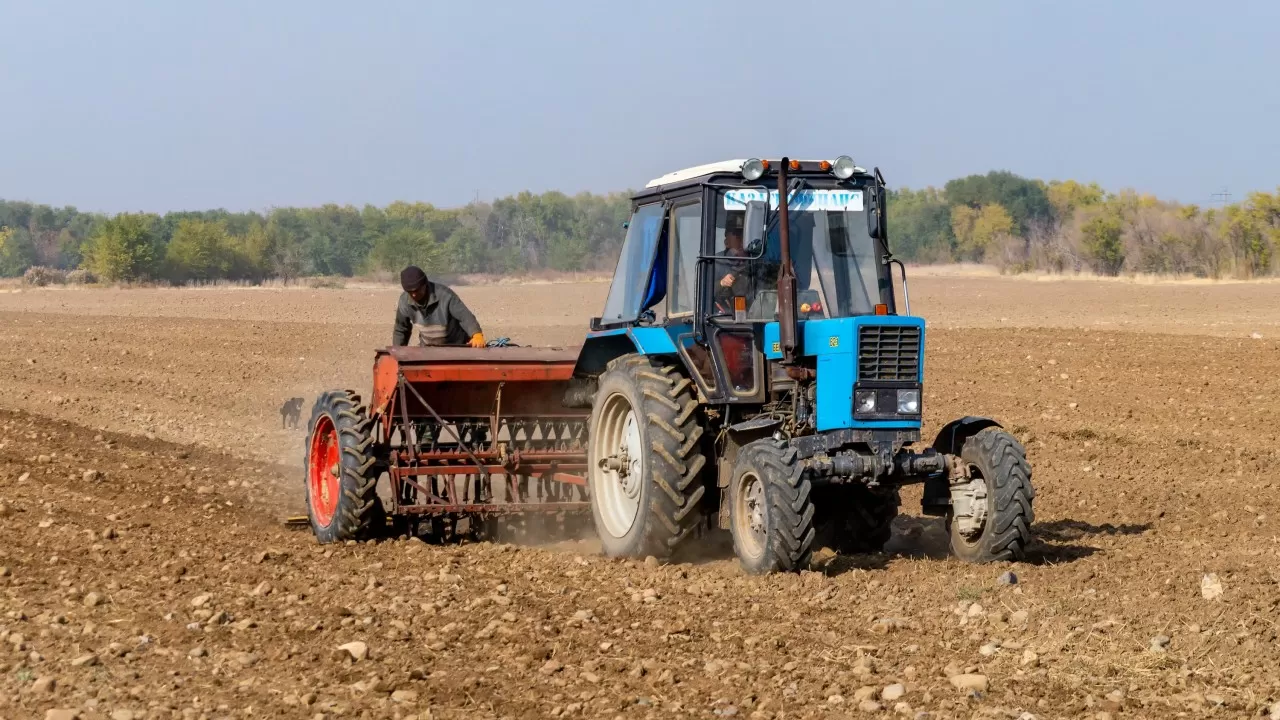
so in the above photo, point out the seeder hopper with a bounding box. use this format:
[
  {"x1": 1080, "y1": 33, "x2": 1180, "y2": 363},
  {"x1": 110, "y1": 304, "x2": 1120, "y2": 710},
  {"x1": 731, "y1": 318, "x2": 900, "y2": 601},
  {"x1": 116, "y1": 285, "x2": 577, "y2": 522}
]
[{"x1": 304, "y1": 346, "x2": 595, "y2": 543}]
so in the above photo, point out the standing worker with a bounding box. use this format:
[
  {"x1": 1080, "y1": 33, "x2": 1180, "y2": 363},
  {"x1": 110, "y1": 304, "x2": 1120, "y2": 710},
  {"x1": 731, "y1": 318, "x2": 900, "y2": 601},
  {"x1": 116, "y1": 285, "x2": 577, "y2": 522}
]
[{"x1": 392, "y1": 265, "x2": 486, "y2": 348}]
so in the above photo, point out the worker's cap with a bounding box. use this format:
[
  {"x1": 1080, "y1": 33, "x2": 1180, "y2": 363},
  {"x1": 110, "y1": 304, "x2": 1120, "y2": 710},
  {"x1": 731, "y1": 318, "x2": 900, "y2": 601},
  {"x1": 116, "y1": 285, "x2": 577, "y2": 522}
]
[{"x1": 400, "y1": 265, "x2": 428, "y2": 292}]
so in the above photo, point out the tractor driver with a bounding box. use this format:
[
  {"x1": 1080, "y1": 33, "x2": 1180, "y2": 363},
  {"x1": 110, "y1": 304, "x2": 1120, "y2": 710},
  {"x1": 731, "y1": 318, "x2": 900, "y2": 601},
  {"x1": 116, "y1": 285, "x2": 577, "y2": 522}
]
[
  {"x1": 392, "y1": 265, "x2": 486, "y2": 348},
  {"x1": 713, "y1": 220, "x2": 752, "y2": 313}
]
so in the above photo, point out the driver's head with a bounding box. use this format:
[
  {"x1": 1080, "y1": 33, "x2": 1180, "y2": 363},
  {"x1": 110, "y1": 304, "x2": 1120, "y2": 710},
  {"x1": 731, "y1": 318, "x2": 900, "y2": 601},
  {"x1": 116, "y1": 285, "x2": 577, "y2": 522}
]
[
  {"x1": 400, "y1": 265, "x2": 429, "y2": 303},
  {"x1": 724, "y1": 211, "x2": 746, "y2": 255}
]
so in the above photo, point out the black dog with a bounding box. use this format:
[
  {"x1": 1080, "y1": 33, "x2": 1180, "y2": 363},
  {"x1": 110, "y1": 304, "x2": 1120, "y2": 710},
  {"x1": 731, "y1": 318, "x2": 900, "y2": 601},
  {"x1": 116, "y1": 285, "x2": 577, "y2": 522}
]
[{"x1": 280, "y1": 397, "x2": 303, "y2": 429}]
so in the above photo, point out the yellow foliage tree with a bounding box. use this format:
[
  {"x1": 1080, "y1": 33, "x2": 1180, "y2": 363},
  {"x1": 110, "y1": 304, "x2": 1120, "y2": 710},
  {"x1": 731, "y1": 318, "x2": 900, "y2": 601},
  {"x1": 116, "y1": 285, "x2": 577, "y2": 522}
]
[
  {"x1": 1221, "y1": 190, "x2": 1279, "y2": 277},
  {"x1": 1047, "y1": 180, "x2": 1105, "y2": 218},
  {"x1": 951, "y1": 203, "x2": 1015, "y2": 260}
]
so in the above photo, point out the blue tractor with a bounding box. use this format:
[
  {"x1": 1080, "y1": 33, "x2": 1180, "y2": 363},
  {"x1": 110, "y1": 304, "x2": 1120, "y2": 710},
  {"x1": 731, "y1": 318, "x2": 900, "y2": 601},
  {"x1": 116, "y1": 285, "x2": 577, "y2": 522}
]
[{"x1": 572, "y1": 156, "x2": 1034, "y2": 574}]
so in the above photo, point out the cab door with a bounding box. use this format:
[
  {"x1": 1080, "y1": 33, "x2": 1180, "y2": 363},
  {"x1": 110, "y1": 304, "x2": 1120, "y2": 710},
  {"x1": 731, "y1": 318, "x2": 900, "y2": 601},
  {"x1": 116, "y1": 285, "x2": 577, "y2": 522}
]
[{"x1": 676, "y1": 191, "x2": 765, "y2": 404}]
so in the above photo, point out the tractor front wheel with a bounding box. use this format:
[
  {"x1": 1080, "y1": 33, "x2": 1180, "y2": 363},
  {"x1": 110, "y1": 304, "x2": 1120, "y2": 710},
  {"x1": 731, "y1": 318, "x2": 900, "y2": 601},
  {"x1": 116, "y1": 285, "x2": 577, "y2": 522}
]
[
  {"x1": 946, "y1": 427, "x2": 1034, "y2": 563},
  {"x1": 587, "y1": 355, "x2": 706, "y2": 560},
  {"x1": 728, "y1": 439, "x2": 816, "y2": 575},
  {"x1": 304, "y1": 390, "x2": 384, "y2": 543}
]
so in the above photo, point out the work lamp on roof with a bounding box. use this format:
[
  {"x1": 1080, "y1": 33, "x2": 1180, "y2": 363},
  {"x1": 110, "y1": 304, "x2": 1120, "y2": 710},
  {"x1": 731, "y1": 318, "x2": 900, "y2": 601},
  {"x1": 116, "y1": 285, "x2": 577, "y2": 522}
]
[
  {"x1": 832, "y1": 155, "x2": 856, "y2": 180},
  {"x1": 741, "y1": 158, "x2": 766, "y2": 182}
]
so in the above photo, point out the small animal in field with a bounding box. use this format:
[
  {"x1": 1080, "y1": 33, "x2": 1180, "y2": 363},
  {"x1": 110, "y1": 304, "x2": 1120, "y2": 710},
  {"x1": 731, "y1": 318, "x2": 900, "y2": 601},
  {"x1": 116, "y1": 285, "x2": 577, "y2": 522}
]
[{"x1": 280, "y1": 397, "x2": 303, "y2": 429}]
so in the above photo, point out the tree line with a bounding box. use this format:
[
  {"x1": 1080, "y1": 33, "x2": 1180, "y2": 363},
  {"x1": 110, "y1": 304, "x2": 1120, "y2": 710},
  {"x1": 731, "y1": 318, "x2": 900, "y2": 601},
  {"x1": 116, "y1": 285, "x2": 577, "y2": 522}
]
[
  {"x1": 890, "y1": 172, "x2": 1278, "y2": 279},
  {"x1": 2, "y1": 172, "x2": 1277, "y2": 284},
  {"x1": 0, "y1": 192, "x2": 632, "y2": 284}
]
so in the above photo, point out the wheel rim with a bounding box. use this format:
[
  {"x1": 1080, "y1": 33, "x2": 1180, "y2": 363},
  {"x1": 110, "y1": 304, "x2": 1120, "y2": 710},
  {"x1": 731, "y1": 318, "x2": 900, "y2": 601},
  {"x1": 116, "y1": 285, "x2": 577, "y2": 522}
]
[
  {"x1": 308, "y1": 414, "x2": 341, "y2": 527},
  {"x1": 952, "y1": 463, "x2": 990, "y2": 546},
  {"x1": 591, "y1": 392, "x2": 644, "y2": 538},
  {"x1": 733, "y1": 470, "x2": 767, "y2": 559}
]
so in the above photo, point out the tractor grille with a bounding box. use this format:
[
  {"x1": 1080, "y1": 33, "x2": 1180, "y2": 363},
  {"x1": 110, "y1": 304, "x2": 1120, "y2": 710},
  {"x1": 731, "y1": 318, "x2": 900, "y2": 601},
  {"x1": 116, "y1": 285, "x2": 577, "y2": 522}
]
[{"x1": 857, "y1": 325, "x2": 921, "y2": 381}]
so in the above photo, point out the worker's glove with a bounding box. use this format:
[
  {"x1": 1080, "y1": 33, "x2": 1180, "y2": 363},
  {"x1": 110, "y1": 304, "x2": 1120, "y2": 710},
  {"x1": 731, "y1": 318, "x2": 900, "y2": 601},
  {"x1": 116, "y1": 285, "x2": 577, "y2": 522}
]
[{"x1": 468, "y1": 333, "x2": 486, "y2": 348}]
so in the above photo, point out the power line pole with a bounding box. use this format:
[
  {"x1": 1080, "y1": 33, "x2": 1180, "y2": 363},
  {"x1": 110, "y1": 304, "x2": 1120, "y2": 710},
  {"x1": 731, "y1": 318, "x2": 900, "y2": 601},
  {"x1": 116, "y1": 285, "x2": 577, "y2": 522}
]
[{"x1": 1210, "y1": 187, "x2": 1232, "y2": 205}]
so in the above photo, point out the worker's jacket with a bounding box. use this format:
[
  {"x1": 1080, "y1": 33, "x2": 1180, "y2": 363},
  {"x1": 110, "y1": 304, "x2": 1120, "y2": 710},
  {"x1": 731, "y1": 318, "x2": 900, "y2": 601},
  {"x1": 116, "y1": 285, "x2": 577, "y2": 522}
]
[{"x1": 392, "y1": 282, "x2": 482, "y2": 347}]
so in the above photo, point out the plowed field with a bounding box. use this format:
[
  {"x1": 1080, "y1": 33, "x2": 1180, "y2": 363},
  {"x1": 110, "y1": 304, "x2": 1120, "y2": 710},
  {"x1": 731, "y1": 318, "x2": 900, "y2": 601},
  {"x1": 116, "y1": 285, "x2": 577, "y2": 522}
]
[{"x1": 2, "y1": 276, "x2": 1280, "y2": 720}]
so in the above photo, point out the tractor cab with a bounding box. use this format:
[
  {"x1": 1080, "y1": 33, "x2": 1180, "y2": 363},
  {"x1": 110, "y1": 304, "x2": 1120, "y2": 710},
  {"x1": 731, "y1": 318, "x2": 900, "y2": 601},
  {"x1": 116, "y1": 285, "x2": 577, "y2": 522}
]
[{"x1": 584, "y1": 157, "x2": 915, "y2": 425}]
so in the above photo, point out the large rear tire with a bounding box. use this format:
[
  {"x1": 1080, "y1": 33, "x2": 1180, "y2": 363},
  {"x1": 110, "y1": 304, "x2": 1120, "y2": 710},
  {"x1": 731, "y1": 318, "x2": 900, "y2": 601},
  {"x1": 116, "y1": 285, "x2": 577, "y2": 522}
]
[
  {"x1": 587, "y1": 355, "x2": 706, "y2": 559},
  {"x1": 304, "y1": 390, "x2": 384, "y2": 543},
  {"x1": 947, "y1": 427, "x2": 1034, "y2": 562},
  {"x1": 728, "y1": 439, "x2": 816, "y2": 575}
]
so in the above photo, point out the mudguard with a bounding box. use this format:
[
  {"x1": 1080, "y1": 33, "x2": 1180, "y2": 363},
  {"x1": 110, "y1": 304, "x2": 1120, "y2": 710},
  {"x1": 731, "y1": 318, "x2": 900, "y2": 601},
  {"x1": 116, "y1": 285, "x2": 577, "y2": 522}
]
[
  {"x1": 931, "y1": 416, "x2": 1004, "y2": 456},
  {"x1": 923, "y1": 416, "x2": 1004, "y2": 517},
  {"x1": 573, "y1": 327, "x2": 679, "y2": 377}
]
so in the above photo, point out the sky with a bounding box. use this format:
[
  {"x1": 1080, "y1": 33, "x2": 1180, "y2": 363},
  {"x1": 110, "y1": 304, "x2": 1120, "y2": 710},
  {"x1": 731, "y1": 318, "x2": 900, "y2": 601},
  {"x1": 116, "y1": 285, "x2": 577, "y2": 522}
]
[{"x1": 2, "y1": 0, "x2": 1278, "y2": 214}]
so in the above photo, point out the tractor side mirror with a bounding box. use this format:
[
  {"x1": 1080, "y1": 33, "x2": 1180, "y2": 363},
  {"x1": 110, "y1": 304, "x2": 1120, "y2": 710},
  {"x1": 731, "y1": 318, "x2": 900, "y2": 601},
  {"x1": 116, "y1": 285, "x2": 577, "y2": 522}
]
[
  {"x1": 866, "y1": 186, "x2": 886, "y2": 241},
  {"x1": 743, "y1": 200, "x2": 767, "y2": 253}
]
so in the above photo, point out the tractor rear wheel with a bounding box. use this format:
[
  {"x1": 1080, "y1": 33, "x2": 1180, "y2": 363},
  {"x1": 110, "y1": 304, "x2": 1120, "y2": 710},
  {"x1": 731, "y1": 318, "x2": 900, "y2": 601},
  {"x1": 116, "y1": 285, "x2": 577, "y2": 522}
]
[
  {"x1": 304, "y1": 390, "x2": 385, "y2": 543},
  {"x1": 813, "y1": 485, "x2": 900, "y2": 554},
  {"x1": 946, "y1": 427, "x2": 1034, "y2": 563},
  {"x1": 728, "y1": 439, "x2": 816, "y2": 575},
  {"x1": 587, "y1": 355, "x2": 706, "y2": 560}
]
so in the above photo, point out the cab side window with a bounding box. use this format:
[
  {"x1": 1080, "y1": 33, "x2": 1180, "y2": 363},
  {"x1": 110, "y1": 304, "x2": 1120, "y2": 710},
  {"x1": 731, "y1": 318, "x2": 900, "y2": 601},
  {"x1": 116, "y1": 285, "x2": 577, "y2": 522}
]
[{"x1": 668, "y1": 201, "x2": 702, "y2": 316}]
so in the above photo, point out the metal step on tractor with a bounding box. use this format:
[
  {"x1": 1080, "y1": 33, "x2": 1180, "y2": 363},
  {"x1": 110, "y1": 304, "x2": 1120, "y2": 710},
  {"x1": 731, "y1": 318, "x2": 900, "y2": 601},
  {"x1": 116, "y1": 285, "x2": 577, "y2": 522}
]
[{"x1": 302, "y1": 156, "x2": 1035, "y2": 574}]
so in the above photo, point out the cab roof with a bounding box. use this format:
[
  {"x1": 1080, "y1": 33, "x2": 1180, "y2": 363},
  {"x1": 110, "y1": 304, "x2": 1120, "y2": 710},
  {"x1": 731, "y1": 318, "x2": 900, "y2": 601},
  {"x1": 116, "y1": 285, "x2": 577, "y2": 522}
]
[
  {"x1": 644, "y1": 160, "x2": 753, "y2": 189},
  {"x1": 644, "y1": 158, "x2": 870, "y2": 190}
]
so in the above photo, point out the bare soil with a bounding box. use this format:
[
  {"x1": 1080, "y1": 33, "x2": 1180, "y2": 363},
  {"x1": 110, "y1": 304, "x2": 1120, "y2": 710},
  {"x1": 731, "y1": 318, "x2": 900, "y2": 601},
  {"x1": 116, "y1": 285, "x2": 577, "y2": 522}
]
[{"x1": 2, "y1": 277, "x2": 1280, "y2": 719}]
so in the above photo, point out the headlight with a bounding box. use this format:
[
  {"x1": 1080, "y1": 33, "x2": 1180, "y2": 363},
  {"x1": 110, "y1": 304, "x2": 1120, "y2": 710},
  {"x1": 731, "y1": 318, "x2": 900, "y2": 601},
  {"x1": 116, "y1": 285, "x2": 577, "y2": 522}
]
[
  {"x1": 855, "y1": 390, "x2": 877, "y2": 414},
  {"x1": 896, "y1": 389, "x2": 920, "y2": 414},
  {"x1": 831, "y1": 155, "x2": 856, "y2": 180},
  {"x1": 741, "y1": 158, "x2": 766, "y2": 181}
]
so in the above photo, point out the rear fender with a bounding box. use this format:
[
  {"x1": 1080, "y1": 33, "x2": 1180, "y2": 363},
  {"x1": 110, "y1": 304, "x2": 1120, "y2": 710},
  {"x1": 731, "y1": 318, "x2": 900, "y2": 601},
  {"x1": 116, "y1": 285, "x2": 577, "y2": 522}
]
[{"x1": 573, "y1": 327, "x2": 678, "y2": 377}]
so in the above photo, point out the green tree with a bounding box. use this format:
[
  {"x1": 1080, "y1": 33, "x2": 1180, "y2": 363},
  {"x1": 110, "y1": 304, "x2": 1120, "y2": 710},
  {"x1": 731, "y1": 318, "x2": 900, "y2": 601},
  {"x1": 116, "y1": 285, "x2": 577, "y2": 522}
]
[
  {"x1": 442, "y1": 224, "x2": 488, "y2": 273},
  {"x1": 1221, "y1": 191, "x2": 1278, "y2": 277},
  {"x1": 945, "y1": 171, "x2": 1052, "y2": 235},
  {"x1": 261, "y1": 211, "x2": 309, "y2": 280},
  {"x1": 887, "y1": 187, "x2": 955, "y2": 261},
  {"x1": 367, "y1": 226, "x2": 441, "y2": 273},
  {"x1": 1081, "y1": 212, "x2": 1125, "y2": 275},
  {"x1": 0, "y1": 226, "x2": 37, "y2": 277},
  {"x1": 231, "y1": 223, "x2": 270, "y2": 280},
  {"x1": 82, "y1": 213, "x2": 160, "y2": 282},
  {"x1": 546, "y1": 231, "x2": 589, "y2": 271},
  {"x1": 165, "y1": 219, "x2": 233, "y2": 282}
]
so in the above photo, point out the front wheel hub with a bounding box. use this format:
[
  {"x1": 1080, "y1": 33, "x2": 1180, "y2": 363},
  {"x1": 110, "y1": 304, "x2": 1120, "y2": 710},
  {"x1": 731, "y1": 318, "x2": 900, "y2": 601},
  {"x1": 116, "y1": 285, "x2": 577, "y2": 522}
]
[{"x1": 951, "y1": 472, "x2": 989, "y2": 540}]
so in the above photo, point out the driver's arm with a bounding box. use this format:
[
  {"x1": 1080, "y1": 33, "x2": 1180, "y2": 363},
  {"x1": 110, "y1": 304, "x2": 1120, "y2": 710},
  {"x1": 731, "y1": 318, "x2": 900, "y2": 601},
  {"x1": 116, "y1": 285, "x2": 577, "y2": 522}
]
[
  {"x1": 448, "y1": 292, "x2": 483, "y2": 340},
  {"x1": 392, "y1": 296, "x2": 412, "y2": 346}
]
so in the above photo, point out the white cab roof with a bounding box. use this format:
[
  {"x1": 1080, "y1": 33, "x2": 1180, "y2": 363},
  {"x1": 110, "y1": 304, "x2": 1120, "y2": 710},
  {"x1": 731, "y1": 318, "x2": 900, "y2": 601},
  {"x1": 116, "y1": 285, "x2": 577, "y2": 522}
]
[
  {"x1": 645, "y1": 160, "x2": 749, "y2": 188},
  {"x1": 645, "y1": 159, "x2": 867, "y2": 189}
]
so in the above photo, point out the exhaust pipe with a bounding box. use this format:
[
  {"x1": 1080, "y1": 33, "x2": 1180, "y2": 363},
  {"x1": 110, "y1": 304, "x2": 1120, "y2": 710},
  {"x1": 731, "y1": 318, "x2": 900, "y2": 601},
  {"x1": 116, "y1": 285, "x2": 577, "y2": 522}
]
[{"x1": 777, "y1": 157, "x2": 798, "y2": 365}]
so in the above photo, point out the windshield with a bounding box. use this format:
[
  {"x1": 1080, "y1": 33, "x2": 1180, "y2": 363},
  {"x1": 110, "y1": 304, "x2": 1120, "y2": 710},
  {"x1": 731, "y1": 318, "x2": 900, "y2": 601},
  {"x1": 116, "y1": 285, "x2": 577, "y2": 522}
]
[{"x1": 712, "y1": 188, "x2": 883, "y2": 320}]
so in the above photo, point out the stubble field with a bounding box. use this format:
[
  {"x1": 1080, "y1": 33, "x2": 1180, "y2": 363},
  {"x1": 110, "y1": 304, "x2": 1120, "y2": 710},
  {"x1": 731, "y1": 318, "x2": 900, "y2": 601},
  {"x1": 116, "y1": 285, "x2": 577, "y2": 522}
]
[{"x1": 1, "y1": 274, "x2": 1280, "y2": 720}]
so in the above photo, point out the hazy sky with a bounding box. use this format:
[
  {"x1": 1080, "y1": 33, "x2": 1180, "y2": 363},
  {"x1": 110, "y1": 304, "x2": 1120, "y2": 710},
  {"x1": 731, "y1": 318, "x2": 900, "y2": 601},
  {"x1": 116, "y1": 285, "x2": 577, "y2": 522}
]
[{"x1": 2, "y1": 0, "x2": 1277, "y2": 213}]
